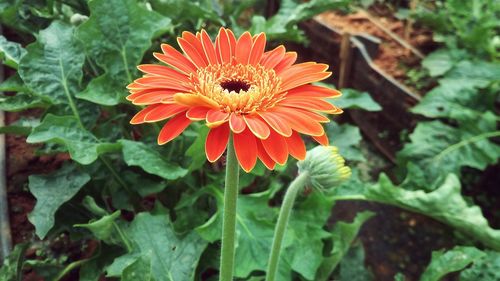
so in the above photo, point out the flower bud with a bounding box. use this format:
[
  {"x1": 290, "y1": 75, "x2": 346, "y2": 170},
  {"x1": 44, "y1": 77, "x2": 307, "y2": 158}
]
[{"x1": 297, "y1": 146, "x2": 351, "y2": 190}]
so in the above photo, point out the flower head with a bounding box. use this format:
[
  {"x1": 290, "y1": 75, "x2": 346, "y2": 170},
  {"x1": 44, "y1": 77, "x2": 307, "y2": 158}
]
[
  {"x1": 297, "y1": 146, "x2": 351, "y2": 190},
  {"x1": 127, "y1": 28, "x2": 342, "y2": 172}
]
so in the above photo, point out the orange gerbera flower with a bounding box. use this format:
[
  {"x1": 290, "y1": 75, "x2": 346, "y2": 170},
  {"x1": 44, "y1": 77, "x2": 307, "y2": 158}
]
[{"x1": 127, "y1": 28, "x2": 342, "y2": 172}]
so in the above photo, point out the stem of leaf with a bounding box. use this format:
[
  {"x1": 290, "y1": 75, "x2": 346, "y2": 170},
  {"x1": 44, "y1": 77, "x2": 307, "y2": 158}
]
[
  {"x1": 99, "y1": 155, "x2": 142, "y2": 211},
  {"x1": 219, "y1": 136, "x2": 240, "y2": 281},
  {"x1": 266, "y1": 171, "x2": 309, "y2": 281},
  {"x1": 112, "y1": 222, "x2": 133, "y2": 252}
]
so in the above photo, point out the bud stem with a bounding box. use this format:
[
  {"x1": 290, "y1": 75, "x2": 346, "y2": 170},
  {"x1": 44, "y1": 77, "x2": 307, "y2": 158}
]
[
  {"x1": 266, "y1": 171, "x2": 310, "y2": 281},
  {"x1": 219, "y1": 135, "x2": 240, "y2": 281}
]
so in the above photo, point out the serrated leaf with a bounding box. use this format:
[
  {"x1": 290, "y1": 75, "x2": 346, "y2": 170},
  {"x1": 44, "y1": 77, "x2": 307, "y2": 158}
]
[
  {"x1": 334, "y1": 173, "x2": 500, "y2": 251},
  {"x1": 0, "y1": 92, "x2": 46, "y2": 112},
  {"x1": 420, "y1": 246, "x2": 485, "y2": 281},
  {"x1": 439, "y1": 60, "x2": 500, "y2": 89},
  {"x1": 27, "y1": 114, "x2": 121, "y2": 165},
  {"x1": 422, "y1": 49, "x2": 454, "y2": 77},
  {"x1": 316, "y1": 211, "x2": 375, "y2": 281},
  {"x1": 75, "y1": 0, "x2": 171, "y2": 105},
  {"x1": 0, "y1": 35, "x2": 26, "y2": 69},
  {"x1": 397, "y1": 113, "x2": 500, "y2": 185},
  {"x1": 0, "y1": 243, "x2": 28, "y2": 281},
  {"x1": 107, "y1": 212, "x2": 206, "y2": 281},
  {"x1": 250, "y1": 0, "x2": 348, "y2": 42},
  {"x1": 333, "y1": 88, "x2": 382, "y2": 112},
  {"x1": 460, "y1": 250, "x2": 500, "y2": 281},
  {"x1": 325, "y1": 123, "x2": 365, "y2": 161},
  {"x1": 120, "y1": 140, "x2": 188, "y2": 180},
  {"x1": 411, "y1": 80, "x2": 494, "y2": 121},
  {"x1": 28, "y1": 164, "x2": 91, "y2": 239},
  {"x1": 19, "y1": 21, "x2": 84, "y2": 105}
]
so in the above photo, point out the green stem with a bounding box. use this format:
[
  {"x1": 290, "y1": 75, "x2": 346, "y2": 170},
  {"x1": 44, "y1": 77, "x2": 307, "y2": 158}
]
[
  {"x1": 219, "y1": 136, "x2": 240, "y2": 281},
  {"x1": 266, "y1": 171, "x2": 310, "y2": 281},
  {"x1": 113, "y1": 222, "x2": 133, "y2": 252}
]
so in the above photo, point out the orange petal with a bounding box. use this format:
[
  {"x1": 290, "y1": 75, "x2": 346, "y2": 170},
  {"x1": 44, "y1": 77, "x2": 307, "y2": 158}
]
[
  {"x1": 229, "y1": 113, "x2": 246, "y2": 133},
  {"x1": 144, "y1": 104, "x2": 187, "y2": 123},
  {"x1": 235, "y1": 32, "x2": 252, "y2": 64},
  {"x1": 248, "y1": 33, "x2": 266, "y2": 65},
  {"x1": 285, "y1": 131, "x2": 306, "y2": 160},
  {"x1": 137, "y1": 64, "x2": 190, "y2": 82},
  {"x1": 226, "y1": 29, "x2": 237, "y2": 57},
  {"x1": 261, "y1": 130, "x2": 288, "y2": 165},
  {"x1": 130, "y1": 104, "x2": 162, "y2": 124},
  {"x1": 292, "y1": 108, "x2": 330, "y2": 123},
  {"x1": 206, "y1": 109, "x2": 230, "y2": 127},
  {"x1": 258, "y1": 111, "x2": 293, "y2": 137},
  {"x1": 200, "y1": 30, "x2": 218, "y2": 65},
  {"x1": 216, "y1": 28, "x2": 232, "y2": 64},
  {"x1": 133, "y1": 77, "x2": 191, "y2": 92},
  {"x1": 205, "y1": 124, "x2": 230, "y2": 162},
  {"x1": 274, "y1": 52, "x2": 297, "y2": 74},
  {"x1": 243, "y1": 115, "x2": 270, "y2": 139},
  {"x1": 312, "y1": 133, "x2": 329, "y2": 146},
  {"x1": 157, "y1": 113, "x2": 191, "y2": 145},
  {"x1": 174, "y1": 93, "x2": 219, "y2": 108},
  {"x1": 158, "y1": 44, "x2": 198, "y2": 74},
  {"x1": 260, "y1": 45, "x2": 286, "y2": 69},
  {"x1": 233, "y1": 129, "x2": 258, "y2": 172},
  {"x1": 177, "y1": 37, "x2": 208, "y2": 68},
  {"x1": 256, "y1": 140, "x2": 276, "y2": 170},
  {"x1": 132, "y1": 91, "x2": 175, "y2": 105},
  {"x1": 280, "y1": 63, "x2": 331, "y2": 91},
  {"x1": 186, "y1": 106, "x2": 210, "y2": 120},
  {"x1": 127, "y1": 88, "x2": 176, "y2": 101},
  {"x1": 271, "y1": 110, "x2": 324, "y2": 136},
  {"x1": 285, "y1": 84, "x2": 342, "y2": 98},
  {"x1": 278, "y1": 97, "x2": 339, "y2": 113}
]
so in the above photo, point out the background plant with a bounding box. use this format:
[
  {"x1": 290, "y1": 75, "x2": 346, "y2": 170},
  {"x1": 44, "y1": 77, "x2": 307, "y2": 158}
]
[{"x1": 0, "y1": 0, "x2": 499, "y2": 280}]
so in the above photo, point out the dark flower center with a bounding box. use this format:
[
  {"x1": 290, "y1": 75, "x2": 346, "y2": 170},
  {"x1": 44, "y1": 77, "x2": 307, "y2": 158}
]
[{"x1": 220, "y1": 80, "x2": 250, "y2": 93}]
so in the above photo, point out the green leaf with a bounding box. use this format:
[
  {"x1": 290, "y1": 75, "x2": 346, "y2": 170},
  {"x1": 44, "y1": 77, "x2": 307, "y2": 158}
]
[
  {"x1": 421, "y1": 49, "x2": 454, "y2": 77},
  {"x1": 0, "y1": 74, "x2": 28, "y2": 92},
  {"x1": 122, "y1": 254, "x2": 153, "y2": 281},
  {"x1": 0, "y1": 243, "x2": 28, "y2": 281},
  {"x1": 28, "y1": 164, "x2": 91, "y2": 239},
  {"x1": 420, "y1": 246, "x2": 485, "y2": 281},
  {"x1": 0, "y1": 92, "x2": 47, "y2": 112},
  {"x1": 411, "y1": 80, "x2": 495, "y2": 121},
  {"x1": 333, "y1": 88, "x2": 382, "y2": 111},
  {"x1": 338, "y1": 243, "x2": 373, "y2": 281},
  {"x1": 75, "y1": 0, "x2": 171, "y2": 105},
  {"x1": 0, "y1": 117, "x2": 39, "y2": 136},
  {"x1": 27, "y1": 114, "x2": 121, "y2": 165},
  {"x1": 334, "y1": 173, "x2": 500, "y2": 251},
  {"x1": 75, "y1": 211, "x2": 122, "y2": 245},
  {"x1": 185, "y1": 125, "x2": 209, "y2": 171},
  {"x1": 440, "y1": 60, "x2": 500, "y2": 89},
  {"x1": 197, "y1": 188, "x2": 333, "y2": 280},
  {"x1": 316, "y1": 211, "x2": 375, "y2": 281},
  {"x1": 107, "y1": 212, "x2": 207, "y2": 281},
  {"x1": 18, "y1": 21, "x2": 84, "y2": 105},
  {"x1": 0, "y1": 35, "x2": 26, "y2": 69},
  {"x1": 249, "y1": 0, "x2": 349, "y2": 42},
  {"x1": 460, "y1": 251, "x2": 500, "y2": 281},
  {"x1": 325, "y1": 123, "x2": 365, "y2": 161},
  {"x1": 120, "y1": 140, "x2": 188, "y2": 180},
  {"x1": 397, "y1": 114, "x2": 500, "y2": 185}
]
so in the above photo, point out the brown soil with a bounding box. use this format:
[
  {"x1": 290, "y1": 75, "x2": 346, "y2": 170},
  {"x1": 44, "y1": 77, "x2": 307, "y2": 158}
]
[{"x1": 316, "y1": 9, "x2": 434, "y2": 91}]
